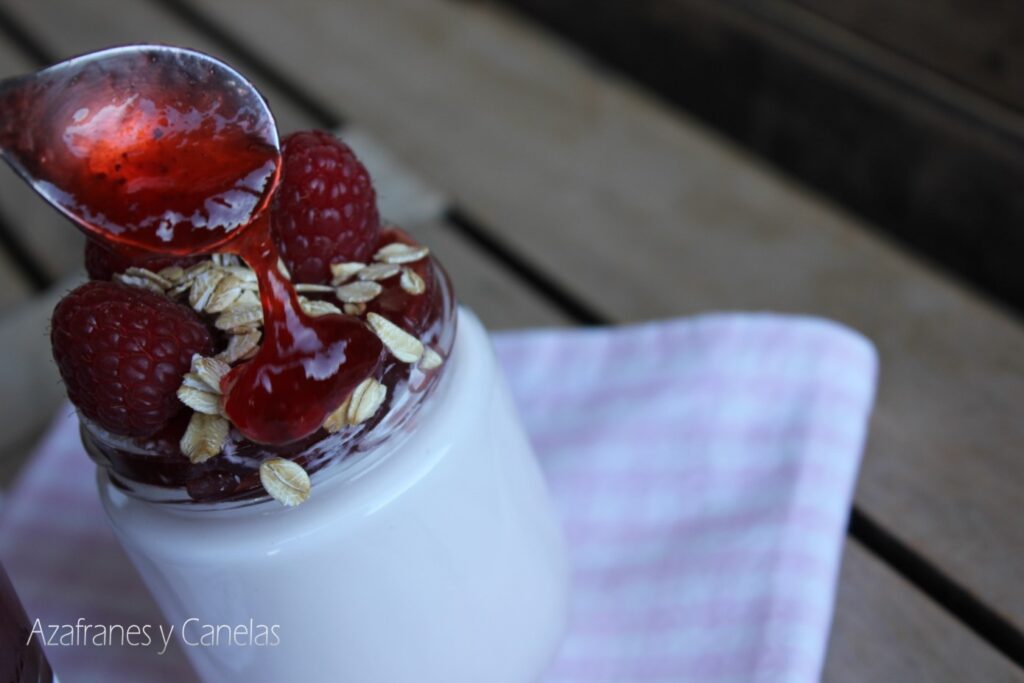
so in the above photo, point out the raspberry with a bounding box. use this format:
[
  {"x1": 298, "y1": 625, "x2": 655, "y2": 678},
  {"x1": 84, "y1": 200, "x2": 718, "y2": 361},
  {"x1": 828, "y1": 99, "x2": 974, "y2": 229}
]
[
  {"x1": 85, "y1": 239, "x2": 202, "y2": 281},
  {"x1": 271, "y1": 131, "x2": 380, "y2": 283},
  {"x1": 50, "y1": 281, "x2": 215, "y2": 437}
]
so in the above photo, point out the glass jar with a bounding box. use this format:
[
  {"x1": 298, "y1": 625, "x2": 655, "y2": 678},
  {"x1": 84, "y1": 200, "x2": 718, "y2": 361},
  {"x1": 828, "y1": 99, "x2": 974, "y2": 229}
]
[
  {"x1": 0, "y1": 559, "x2": 55, "y2": 682},
  {"x1": 86, "y1": 308, "x2": 568, "y2": 682}
]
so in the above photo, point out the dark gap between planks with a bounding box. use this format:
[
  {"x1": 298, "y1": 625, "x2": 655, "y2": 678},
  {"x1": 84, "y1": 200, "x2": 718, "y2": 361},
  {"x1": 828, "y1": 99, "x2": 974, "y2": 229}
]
[
  {"x1": 850, "y1": 510, "x2": 1024, "y2": 668},
  {"x1": 0, "y1": 3, "x2": 54, "y2": 66},
  {"x1": 0, "y1": 207, "x2": 51, "y2": 290},
  {"x1": 3, "y1": 0, "x2": 1021, "y2": 666},
  {"x1": 0, "y1": 6, "x2": 55, "y2": 290},
  {"x1": 153, "y1": 0, "x2": 606, "y2": 326},
  {"x1": 497, "y1": 0, "x2": 1024, "y2": 325},
  {"x1": 155, "y1": 0, "x2": 343, "y2": 130}
]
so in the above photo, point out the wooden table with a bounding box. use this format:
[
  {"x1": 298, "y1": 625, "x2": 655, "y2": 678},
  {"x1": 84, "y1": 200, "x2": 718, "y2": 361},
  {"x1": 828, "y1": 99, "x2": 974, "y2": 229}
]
[{"x1": 0, "y1": 1, "x2": 1020, "y2": 680}]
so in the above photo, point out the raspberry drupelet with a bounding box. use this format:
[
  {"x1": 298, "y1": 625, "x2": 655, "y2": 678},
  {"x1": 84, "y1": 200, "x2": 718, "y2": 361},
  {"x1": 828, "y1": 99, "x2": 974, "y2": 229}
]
[{"x1": 272, "y1": 131, "x2": 380, "y2": 284}]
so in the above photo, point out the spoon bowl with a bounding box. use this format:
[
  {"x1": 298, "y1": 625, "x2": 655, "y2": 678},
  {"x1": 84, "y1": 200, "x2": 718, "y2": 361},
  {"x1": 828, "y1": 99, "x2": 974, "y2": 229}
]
[{"x1": 0, "y1": 44, "x2": 280, "y2": 255}]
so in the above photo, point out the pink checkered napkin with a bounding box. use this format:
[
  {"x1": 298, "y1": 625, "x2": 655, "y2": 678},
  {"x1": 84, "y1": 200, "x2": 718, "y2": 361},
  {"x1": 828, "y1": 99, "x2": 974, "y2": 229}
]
[{"x1": 0, "y1": 313, "x2": 877, "y2": 683}]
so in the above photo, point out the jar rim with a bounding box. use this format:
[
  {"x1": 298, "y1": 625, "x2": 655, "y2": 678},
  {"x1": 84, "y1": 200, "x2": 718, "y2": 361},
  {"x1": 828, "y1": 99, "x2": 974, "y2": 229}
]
[
  {"x1": 92, "y1": 308, "x2": 486, "y2": 515},
  {"x1": 82, "y1": 299, "x2": 459, "y2": 507}
]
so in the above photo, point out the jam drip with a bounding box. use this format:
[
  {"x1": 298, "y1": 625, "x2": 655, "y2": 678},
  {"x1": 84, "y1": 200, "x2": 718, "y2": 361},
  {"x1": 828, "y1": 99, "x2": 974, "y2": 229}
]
[
  {"x1": 84, "y1": 232, "x2": 456, "y2": 503},
  {"x1": 1, "y1": 46, "x2": 385, "y2": 446},
  {"x1": 220, "y1": 218, "x2": 384, "y2": 444},
  {"x1": 5, "y1": 46, "x2": 456, "y2": 502}
]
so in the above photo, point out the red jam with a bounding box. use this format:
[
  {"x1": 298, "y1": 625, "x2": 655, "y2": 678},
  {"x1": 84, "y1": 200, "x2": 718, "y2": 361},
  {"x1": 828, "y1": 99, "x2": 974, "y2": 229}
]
[
  {"x1": 219, "y1": 218, "x2": 384, "y2": 445},
  {"x1": 5, "y1": 47, "x2": 455, "y2": 501},
  {"x1": 0, "y1": 47, "x2": 279, "y2": 254}
]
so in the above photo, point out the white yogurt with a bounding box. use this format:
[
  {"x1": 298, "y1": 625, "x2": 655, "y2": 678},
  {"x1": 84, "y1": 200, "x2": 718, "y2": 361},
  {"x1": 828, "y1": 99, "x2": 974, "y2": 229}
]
[{"x1": 98, "y1": 308, "x2": 569, "y2": 682}]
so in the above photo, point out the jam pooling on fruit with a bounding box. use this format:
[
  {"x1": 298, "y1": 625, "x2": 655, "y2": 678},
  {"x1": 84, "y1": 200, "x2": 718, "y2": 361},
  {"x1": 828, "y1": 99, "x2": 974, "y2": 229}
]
[
  {"x1": 84, "y1": 246, "x2": 454, "y2": 503},
  {"x1": 2, "y1": 46, "x2": 447, "y2": 468},
  {"x1": 2, "y1": 46, "x2": 454, "y2": 500},
  {"x1": 220, "y1": 217, "x2": 384, "y2": 445}
]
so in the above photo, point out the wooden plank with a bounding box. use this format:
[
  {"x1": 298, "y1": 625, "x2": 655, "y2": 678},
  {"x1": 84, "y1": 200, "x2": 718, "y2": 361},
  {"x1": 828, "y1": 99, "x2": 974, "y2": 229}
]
[
  {"x1": 0, "y1": 272, "x2": 82, "y2": 488},
  {"x1": 0, "y1": 37, "x2": 82, "y2": 283},
  {"x1": 501, "y1": 0, "x2": 1024, "y2": 316},
  {"x1": 790, "y1": 0, "x2": 1024, "y2": 113},
  {"x1": 343, "y1": 126, "x2": 447, "y2": 228},
  {"x1": 183, "y1": 0, "x2": 1024, "y2": 633},
  {"x1": 409, "y1": 218, "x2": 567, "y2": 331},
  {"x1": 0, "y1": 234, "x2": 32, "y2": 314},
  {"x1": 331, "y1": 128, "x2": 556, "y2": 328},
  {"x1": 0, "y1": 0, "x2": 313, "y2": 135},
  {"x1": 825, "y1": 541, "x2": 1024, "y2": 682}
]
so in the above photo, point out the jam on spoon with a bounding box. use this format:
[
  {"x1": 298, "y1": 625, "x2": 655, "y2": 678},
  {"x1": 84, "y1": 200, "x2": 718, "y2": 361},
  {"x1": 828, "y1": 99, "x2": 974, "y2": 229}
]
[
  {"x1": 0, "y1": 45, "x2": 279, "y2": 254},
  {"x1": 0, "y1": 45, "x2": 380, "y2": 445}
]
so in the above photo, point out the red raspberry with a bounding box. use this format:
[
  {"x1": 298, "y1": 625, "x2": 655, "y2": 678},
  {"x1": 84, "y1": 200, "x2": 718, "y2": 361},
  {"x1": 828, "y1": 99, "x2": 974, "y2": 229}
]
[
  {"x1": 51, "y1": 281, "x2": 215, "y2": 437},
  {"x1": 85, "y1": 239, "x2": 202, "y2": 281},
  {"x1": 271, "y1": 131, "x2": 380, "y2": 283}
]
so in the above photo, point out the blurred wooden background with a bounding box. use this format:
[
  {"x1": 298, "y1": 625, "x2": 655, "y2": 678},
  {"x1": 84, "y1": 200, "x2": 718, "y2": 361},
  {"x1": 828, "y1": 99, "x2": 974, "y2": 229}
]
[{"x1": 507, "y1": 0, "x2": 1024, "y2": 317}]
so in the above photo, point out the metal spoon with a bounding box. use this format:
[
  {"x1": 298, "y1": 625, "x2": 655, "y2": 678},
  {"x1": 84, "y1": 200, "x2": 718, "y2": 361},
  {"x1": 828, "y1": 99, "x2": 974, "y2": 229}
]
[{"x1": 0, "y1": 44, "x2": 280, "y2": 254}]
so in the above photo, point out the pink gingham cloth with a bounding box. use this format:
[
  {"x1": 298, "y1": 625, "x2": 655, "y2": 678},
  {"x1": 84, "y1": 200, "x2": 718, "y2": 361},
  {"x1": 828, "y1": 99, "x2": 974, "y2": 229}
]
[{"x1": 0, "y1": 313, "x2": 877, "y2": 683}]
